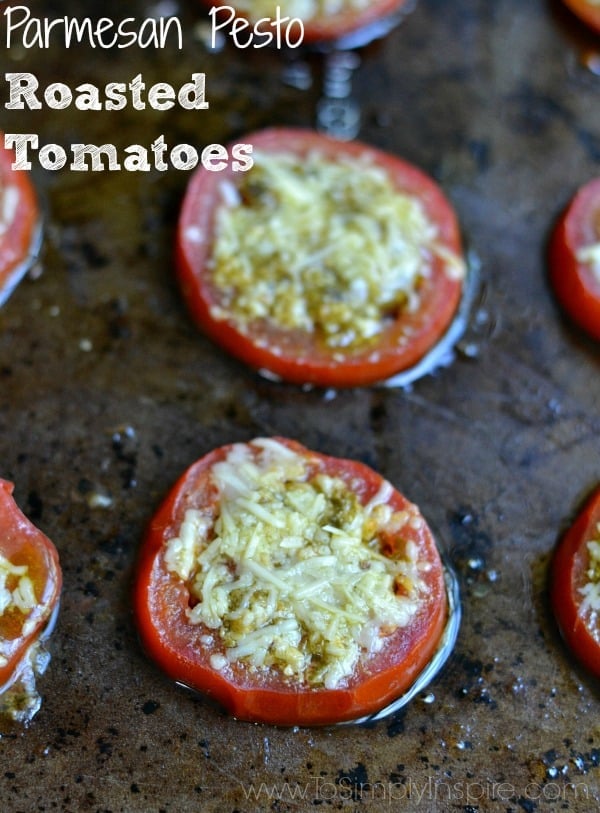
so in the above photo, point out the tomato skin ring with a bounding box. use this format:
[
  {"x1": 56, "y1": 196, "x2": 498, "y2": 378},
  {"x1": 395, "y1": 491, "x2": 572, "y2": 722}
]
[
  {"x1": 549, "y1": 177, "x2": 600, "y2": 342},
  {"x1": 561, "y1": 0, "x2": 600, "y2": 34},
  {"x1": 0, "y1": 479, "x2": 62, "y2": 705},
  {"x1": 551, "y1": 486, "x2": 600, "y2": 679},
  {"x1": 0, "y1": 140, "x2": 41, "y2": 307},
  {"x1": 134, "y1": 437, "x2": 452, "y2": 726},
  {"x1": 176, "y1": 128, "x2": 464, "y2": 388},
  {"x1": 202, "y1": 0, "x2": 412, "y2": 45}
]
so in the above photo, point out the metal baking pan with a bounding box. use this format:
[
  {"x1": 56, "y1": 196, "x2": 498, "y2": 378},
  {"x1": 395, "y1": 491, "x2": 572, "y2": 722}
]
[{"x1": 1, "y1": 0, "x2": 599, "y2": 809}]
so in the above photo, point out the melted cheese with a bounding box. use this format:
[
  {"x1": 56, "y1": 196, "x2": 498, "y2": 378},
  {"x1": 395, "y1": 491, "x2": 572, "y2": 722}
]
[
  {"x1": 579, "y1": 523, "x2": 600, "y2": 619},
  {"x1": 165, "y1": 438, "x2": 429, "y2": 689},
  {"x1": 0, "y1": 184, "x2": 19, "y2": 236},
  {"x1": 0, "y1": 554, "x2": 37, "y2": 668},
  {"x1": 576, "y1": 243, "x2": 600, "y2": 285},
  {"x1": 209, "y1": 150, "x2": 464, "y2": 351}
]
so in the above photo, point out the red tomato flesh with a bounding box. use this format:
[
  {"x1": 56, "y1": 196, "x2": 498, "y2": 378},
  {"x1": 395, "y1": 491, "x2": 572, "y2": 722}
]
[
  {"x1": 549, "y1": 177, "x2": 600, "y2": 342},
  {"x1": 176, "y1": 128, "x2": 465, "y2": 388},
  {"x1": 561, "y1": 0, "x2": 600, "y2": 34},
  {"x1": 203, "y1": 0, "x2": 411, "y2": 45},
  {"x1": 0, "y1": 140, "x2": 41, "y2": 307},
  {"x1": 0, "y1": 479, "x2": 62, "y2": 699},
  {"x1": 134, "y1": 437, "x2": 450, "y2": 726},
  {"x1": 551, "y1": 486, "x2": 600, "y2": 678}
]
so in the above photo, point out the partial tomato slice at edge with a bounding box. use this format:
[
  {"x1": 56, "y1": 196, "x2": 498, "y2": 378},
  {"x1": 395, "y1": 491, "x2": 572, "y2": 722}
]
[
  {"x1": 551, "y1": 486, "x2": 600, "y2": 678},
  {"x1": 549, "y1": 178, "x2": 600, "y2": 342},
  {"x1": 561, "y1": 0, "x2": 600, "y2": 34},
  {"x1": 0, "y1": 479, "x2": 62, "y2": 721},
  {"x1": 133, "y1": 437, "x2": 456, "y2": 726},
  {"x1": 0, "y1": 140, "x2": 41, "y2": 307},
  {"x1": 176, "y1": 128, "x2": 465, "y2": 388}
]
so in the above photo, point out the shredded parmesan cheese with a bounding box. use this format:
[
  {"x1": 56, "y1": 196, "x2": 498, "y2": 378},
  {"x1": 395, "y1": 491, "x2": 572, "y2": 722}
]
[
  {"x1": 579, "y1": 523, "x2": 600, "y2": 626},
  {"x1": 0, "y1": 554, "x2": 37, "y2": 619},
  {"x1": 576, "y1": 243, "x2": 600, "y2": 285},
  {"x1": 209, "y1": 150, "x2": 464, "y2": 351},
  {"x1": 0, "y1": 553, "x2": 38, "y2": 671},
  {"x1": 165, "y1": 438, "x2": 429, "y2": 689}
]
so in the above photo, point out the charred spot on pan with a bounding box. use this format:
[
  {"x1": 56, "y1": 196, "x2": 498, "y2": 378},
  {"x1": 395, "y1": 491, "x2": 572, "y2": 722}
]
[
  {"x1": 96, "y1": 736, "x2": 113, "y2": 758},
  {"x1": 25, "y1": 489, "x2": 43, "y2": 520},
  {"x1": 457, "y1": 654, "x2": 485, "y2": 678},
  {"x1": 369, "y1": 396, "x2": 387, "y2": 433},
  {"x1": 111, "y1": 426, "x2": 139, "y2": 489},
  {"x1": 453, "y1": 653, "x2": 497, "y2": 707},
  {"x1": 83, "y1": 580, "x2": 100, "y2": 597},
  {"x1": 385, "y1": 708, "x2": 407, "y2": 737},
  {"x1": 106, "y1": 297, "x2": 132, "y2": 340},
  {"x1": 517, "y1": 798, "x2": 537, "y2": 813},
  {"x1": 336, "y1": 763, "x2": 369, "y2": 801},
  {"x1": 99, "y1": 532, "x2": 128, "y2": 559},
  {"x1": 80, "y1": 240, "x2": 109, "y2": 270},
  {"x1": 466, "y1": 139, "x2": 491, "y2": 173},
  {"x1": 505, "y1": 83, "x2": 569, "y2": 138},
  {"x1": 568, "y1": 747, "x2": 600, "y2": 774},
  {"x1": 142, "y1": 700, "x2": 160, "y2": 714}
]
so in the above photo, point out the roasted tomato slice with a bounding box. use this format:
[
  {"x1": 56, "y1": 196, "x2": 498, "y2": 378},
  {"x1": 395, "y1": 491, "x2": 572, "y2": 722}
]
[
  {"x1": 176, "y1": 128, "x2": 465, "y2": 388},
  {"x1": 0, "y1": 479, "x2": 62, "y2": 722},
  {"x1": 134, "y1": 437, "x2": 454, "y2": 726},
  {"x1": 551, "y1": 486, "x2": 600, "y2": 678},
  {"x1": 204, "y1": 0, "x2": 411, "y2": 45},
  {"x1": 549, "y1": 177, "x2": 600, "y2": 342},
  {"x1": 561, "y1": 0, "x2": 600, "y2": 34},
  {"x1": 0, "y1": 139, "x2": 41, "y2": 307}
]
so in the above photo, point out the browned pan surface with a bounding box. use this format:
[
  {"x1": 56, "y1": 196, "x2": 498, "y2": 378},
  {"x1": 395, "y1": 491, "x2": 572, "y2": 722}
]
[{"x1": 1, "y1": 0, "x2": 600, "y2": 810}]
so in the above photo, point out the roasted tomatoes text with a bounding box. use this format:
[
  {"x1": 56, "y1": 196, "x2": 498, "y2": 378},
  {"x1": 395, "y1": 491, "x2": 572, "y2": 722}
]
[
  {"x1": 176, "y1": 128, "x2": 465, "y2": 388},
  {"x1": 134, "y1": 437, "x2": 452, "y2": 726}
]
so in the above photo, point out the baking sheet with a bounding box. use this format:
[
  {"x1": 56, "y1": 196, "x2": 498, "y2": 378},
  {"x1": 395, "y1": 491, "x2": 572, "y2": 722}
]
[{"x1": 1, "y1": 0, "x2": 600, "y2": 810}]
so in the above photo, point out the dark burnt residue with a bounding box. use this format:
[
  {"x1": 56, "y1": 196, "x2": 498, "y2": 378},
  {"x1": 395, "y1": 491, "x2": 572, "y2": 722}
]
[
  {"x1": 111, "y1": 426, "x2": 139, "y2": 490},
  {"x1": 336, "y1": 762, "x2": 369, "y2": 801}
]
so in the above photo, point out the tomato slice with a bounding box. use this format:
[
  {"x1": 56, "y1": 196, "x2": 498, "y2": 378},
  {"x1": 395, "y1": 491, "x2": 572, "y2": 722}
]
[
  {"x1": 561, "y1": 0, "x2": 600, "y2": 34},
  {"x1": 134, "y1": 437, "x2": 454, "y2": 726},
  {"x1": 0, "y1": 139, "x2": 41, "y2": 307},
  {"x1": 0, "y1": 479, "x2": 62, "y2": 721},
  {"x1": 549, "y1": 177, "x2": 600, "y2": 342},
  {"x1": 203, "y1": 0, "x2": 411, "y2": 45},
  {"x1": 551, "y1": 486, "x2": 600, "y2": 678},
  {"x1": 176, "y1": 128, "x2": 465, "y2": 388}
]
